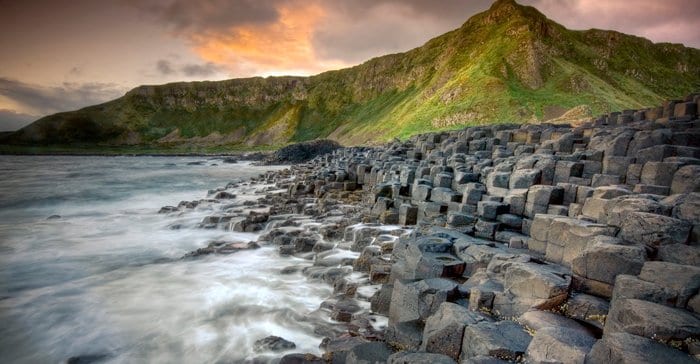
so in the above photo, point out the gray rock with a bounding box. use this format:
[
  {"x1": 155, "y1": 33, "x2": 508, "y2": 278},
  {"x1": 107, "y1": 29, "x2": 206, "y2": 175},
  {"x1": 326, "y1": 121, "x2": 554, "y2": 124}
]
[
  {"x1": 385, "y1": 321, "x2": 424, "y2": 351},
  {"x1": 526, "y1": 326, "x2": 596, "y2": 364},
  {"x1": 585, "y1": 332, "x2": 696, "y2": 364},
  {"x1": 421, "y1": 302, "x2": 492, "y2": 359},
  {"x1": 641, "y1": 162, "x2": 682, "y2": 187},
  {"x1": 564, "y1": 293, "x2": 610, "y2": 330},
  {"x1": 253, "y1": 335, "x2": 296, "y2": 352},
  {"x1": 387, "y1": 351, "x2": 456, "y2": 364},
  {"x1": 389, "y1": 278, "x2": 460, "y2": 324},
  {"x1": 571, "y1": 236, "x2": 646, "y2": 285},
  {"x1": 658, "y1": 244, "x2": 700, "y2": 266},
  {"x1": 519, "y1": 310, "x2": 589, "y2": 334},
  {"x1": 477, "y1": 201, "x2": 509, "y2": 220},
  {"x1": 463, "y1": 183, "x2": 487, "y2": 205},
  {"x1": 638, "y1": 261, "x2": 700, "y2": 307},
  {"x1": 493, "y1": 262, "x2": 570, "y2": 316},
  {"x1": 345, "y1": 342, "x2": 393, "y2": 364},
  {"x1": 279, "y1": 353, "x2": 325, "y2": 364},
  {"x1": 619, "y1": 211, "x2": 691, "y2": 246},
  {"x1": 605, "y1": 298, "x2": 700, "y2": 341},
  {"x1": 671, "y1": 165, "x2": 700, "y2": 194},
  {"x1": 509, "y1": 169, "x2": 541, "y2": 189},
  {"x1": 460, "y1": 320, "x2": 531, "y2": 361}
]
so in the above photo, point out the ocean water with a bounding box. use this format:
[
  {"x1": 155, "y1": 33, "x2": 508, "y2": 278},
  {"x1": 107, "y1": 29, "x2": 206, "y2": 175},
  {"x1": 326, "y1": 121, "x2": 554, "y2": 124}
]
[{"x1": 0, "y1": 156, "x2": 333, "y2": 363}]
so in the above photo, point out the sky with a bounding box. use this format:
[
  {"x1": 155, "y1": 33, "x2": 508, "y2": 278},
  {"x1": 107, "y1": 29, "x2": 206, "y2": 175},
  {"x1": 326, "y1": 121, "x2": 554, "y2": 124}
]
[{"x1": 1, "y1": 0, "x2": 699, "y2": 131}]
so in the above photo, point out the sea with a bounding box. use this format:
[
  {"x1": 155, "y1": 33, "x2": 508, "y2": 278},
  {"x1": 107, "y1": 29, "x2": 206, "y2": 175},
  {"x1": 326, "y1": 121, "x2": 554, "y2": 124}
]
[{"x1": 0, "y1": 155, "x2": 334, "y2": 363}]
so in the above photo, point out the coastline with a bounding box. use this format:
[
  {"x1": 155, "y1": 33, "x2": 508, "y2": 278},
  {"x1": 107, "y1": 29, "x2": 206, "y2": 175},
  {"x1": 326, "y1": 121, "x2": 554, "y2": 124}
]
[{"x1": 163, "y1": 94, "x2": 700, "y2": 363}]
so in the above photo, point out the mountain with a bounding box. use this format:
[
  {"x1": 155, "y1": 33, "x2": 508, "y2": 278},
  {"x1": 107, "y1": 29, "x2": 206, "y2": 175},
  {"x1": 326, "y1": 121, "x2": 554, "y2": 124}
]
[{"x1": 5, "y1": 0, "x2": 700, "y2": 150}]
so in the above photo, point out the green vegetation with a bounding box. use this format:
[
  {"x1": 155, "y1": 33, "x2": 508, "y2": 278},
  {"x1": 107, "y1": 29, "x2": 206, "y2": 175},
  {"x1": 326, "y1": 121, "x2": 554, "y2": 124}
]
[{"x1": 4, "y1": 0, "x2": 699, "y2": 151}]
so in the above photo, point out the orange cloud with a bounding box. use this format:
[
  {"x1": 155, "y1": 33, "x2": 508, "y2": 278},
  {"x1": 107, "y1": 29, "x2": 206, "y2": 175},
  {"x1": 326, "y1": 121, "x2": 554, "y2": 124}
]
[{"x1": 189, "y1": 2, "x2": 349, "y2": 77}]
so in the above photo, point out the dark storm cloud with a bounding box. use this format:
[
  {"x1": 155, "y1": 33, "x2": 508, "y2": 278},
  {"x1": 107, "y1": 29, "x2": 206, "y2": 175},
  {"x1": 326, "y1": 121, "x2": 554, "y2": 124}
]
[
  {"x1": 130, "y1": 0, "x2": 281, "y2": 32},
  {"x1": 0, "y1": 78, "x2": 125, "y2": 115},
  {"x1": 154, "y1": 59, "x2": 222, "y2": 77},
  {"x1": 181, "y1": 62, "x2": 222, "y2": 77},
  {"x1": 0, "y1": 109, "x2": 35, "y2": 131},
  {"x1": 156, "y1": 59, "x2": 175, "y2": 75}
]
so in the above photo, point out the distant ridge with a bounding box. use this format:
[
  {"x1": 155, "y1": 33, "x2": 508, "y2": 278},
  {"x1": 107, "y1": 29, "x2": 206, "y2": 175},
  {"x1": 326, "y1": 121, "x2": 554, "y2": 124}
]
[{"x1": 5, "y1": 0, "x2": 700, "y2": 149}]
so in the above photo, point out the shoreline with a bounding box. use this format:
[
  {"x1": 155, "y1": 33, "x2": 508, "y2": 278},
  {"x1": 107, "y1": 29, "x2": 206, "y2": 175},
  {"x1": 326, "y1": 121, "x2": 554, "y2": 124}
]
[{"x1": 170, "y1": 94, "x2": 700, "y2": 363}]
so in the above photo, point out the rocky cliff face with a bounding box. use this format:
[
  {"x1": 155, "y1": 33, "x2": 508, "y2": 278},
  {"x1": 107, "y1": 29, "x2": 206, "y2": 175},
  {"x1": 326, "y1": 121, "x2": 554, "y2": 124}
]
[{"x1": 6, "y1": 0, "x2": 700, "y2": 149}]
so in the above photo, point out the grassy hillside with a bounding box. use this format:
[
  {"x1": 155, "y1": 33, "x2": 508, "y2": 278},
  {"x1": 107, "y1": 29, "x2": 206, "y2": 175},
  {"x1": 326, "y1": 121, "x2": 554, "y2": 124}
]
[{"x1": 5, "y1": 0, "x2": 700, "y2": 150}]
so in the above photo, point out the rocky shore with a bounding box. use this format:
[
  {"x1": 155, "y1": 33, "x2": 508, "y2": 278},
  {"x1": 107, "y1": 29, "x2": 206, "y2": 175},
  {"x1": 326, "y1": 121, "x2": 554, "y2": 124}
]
[{"x1": 161, "y1": 94, "x2": 700, "y2": 363}]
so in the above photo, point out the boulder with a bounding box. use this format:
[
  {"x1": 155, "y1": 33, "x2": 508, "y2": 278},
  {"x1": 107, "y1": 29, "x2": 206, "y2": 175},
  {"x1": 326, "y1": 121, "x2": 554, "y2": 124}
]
[
  {"x1": 638, "y1": 261, "x2": 700, "y2": 307},
  {"x1": 519, "y1": 310, "x2": 590, "y2": 334},
  {"x1": 605, "y1": 298, "x2": 700, "y2": 341},
  {"x1": 526, "y1": 327, "x2": 596, "y2": 364},
  {"x1": 586, "y1": 332, "x2": 696, "y2": 364},
  {"x1": 344, "y1": 342, "x2": 393, "y2": 364},
  {"x1": 571, "y1": 236, "x2": 646, "y2": 285},
  {"x1": 387, "y1": 351, "x2": 456, "y2": 364},
  {"x1": 658, "y1": 244, "x2": 700, "y2": 266},
  {"x1": 603, "y1": 195, "x2": 669, "y2": 228},
  {"x1": 509, "y1": 169, "x2": 541, "y2": 189},
  {"x1": 460, "y1": 320, "x2": 531, "y2": 361},
  {"x1": 278, "y1": 353, "x2": 325, "y2": 364},
  {"x1": 641, "y1": 162, "x2": 682, "y2": 187},
  {"x1": 421, "y1": 302, "x2": 493, "y2": 359},
  {"x1": 545, "y1": 217, "x2": 617, "y2": 266},
  {"x1": 253, "y1": 336, "x2": 296, "y2": 352},
  {"x1": 619, "y1": 212, "x2": 691, "y2": 246},
  {"x1": 564, "y1": 293, "x2": 610, "y2": 331},
  {"x1": 610, "y1": 274, "x2": 677, "y2": 307},
  {"x1": 493, "y1": 262, "x2": 571, "y2": 317},
  {"x1": 389, "y1": 278, "x2": 460, "y2": 324},
  {"x1": 671, "y1": 165, "x2": 700, "y2": 194}
]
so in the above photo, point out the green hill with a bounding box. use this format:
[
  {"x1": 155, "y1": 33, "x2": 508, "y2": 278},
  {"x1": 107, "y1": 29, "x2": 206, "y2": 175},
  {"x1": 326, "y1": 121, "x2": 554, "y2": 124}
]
[{"x1": 5, "y1": 0, "x2": 700, "y2": 150}]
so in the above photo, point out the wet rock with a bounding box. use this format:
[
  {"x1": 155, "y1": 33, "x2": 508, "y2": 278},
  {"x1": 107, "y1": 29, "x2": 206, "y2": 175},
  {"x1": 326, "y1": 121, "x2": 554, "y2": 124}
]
[
  {"x1": 214, "y1": 191, "x2": 236, "y2": 199},
  {"x1": 158, "y1": 206, "x2": 178, "y2": 214},
  {"x1": 66, "y1": 354, "x2": 111, "y2": 364},
  {"x1": 322, "y1": 336, "x2": 369, "y2": 363},
  {"x1": 279, "y1": 353, "x2": 325, "y2": 364},
  {"x1": 253, "y1": 335, "x2": 296, "y2": 352},
  {"x1": 344, "y1": 342, "x2": 393, "y2": 364},
  {"x1": 183, "y1": 240, "x2": 259, "y2": 258}
]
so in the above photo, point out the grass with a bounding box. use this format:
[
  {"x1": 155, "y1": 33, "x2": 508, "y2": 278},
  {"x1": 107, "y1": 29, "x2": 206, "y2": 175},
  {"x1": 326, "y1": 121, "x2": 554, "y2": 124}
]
[{"x1": 4, "y1": 0, "x2": 700, "y2": 151}]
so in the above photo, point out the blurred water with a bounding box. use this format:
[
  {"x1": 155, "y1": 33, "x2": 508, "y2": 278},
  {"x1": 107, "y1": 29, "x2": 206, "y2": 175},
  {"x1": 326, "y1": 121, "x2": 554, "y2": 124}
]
[{"x1": 0, "y1": 156, "x2": 331, "y2": 363}]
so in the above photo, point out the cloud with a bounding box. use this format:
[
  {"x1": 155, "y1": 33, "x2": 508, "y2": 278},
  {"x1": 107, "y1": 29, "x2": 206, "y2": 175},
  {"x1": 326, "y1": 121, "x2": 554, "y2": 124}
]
[
  {"x1": 130, "y1": 0, "x2": 281, "y2": 33},
  {"x1": 132, "y1": 0, "x2": 700, "y2": 79},
  {"x1": 156, "y1": 59, "x2": 175, "y2": 75},
  {"x1": 0, "y1": 77, "x2": 126, "y2": 116},
  {"x1": 181, "y1": 62, "x2": 222, "y2": 77},
  {"x1": 154, "y1": 59, "x2": 223, "y2": 77},
  {"x1": 0, "y1": 109, "x2": 36, "y2": 132},
  {"x1": 522, "y1": 0, "x2": 700, "y2": 47}
]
